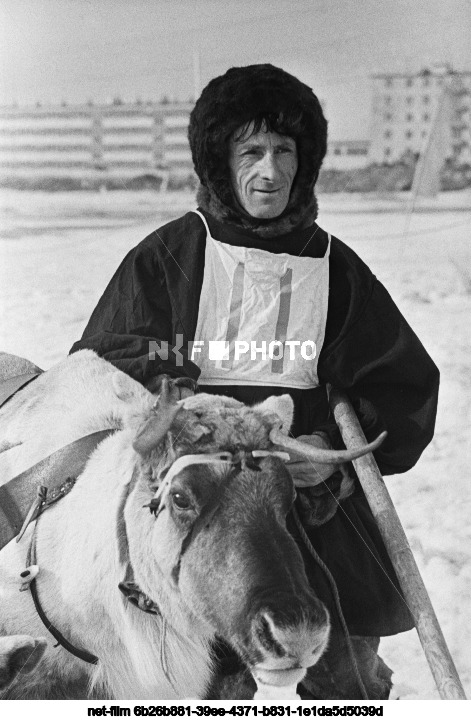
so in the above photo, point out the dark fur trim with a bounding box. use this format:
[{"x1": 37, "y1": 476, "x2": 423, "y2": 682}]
[
  {"x1": 196, "y1": 184, "x2": 319, "y2": 238},
  {"x1": 189, "y1": 64, "x2": 327, "y2": 238}
]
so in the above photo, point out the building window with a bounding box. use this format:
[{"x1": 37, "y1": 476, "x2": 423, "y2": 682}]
[
  {"x1": 334, "y1": 148, "x2": 342, "y2": 155},
  {"x1": 423, "y1": 77, "x2": 430, "y2": 87},
  {"x1": 423, "y1": 113, "x2": 430, "y2": 121},
  {"x1": 406, "y1": 78, "x2": 413, "y2": 87},
  {"x1": 406, "y1": 113, "x2": 414, "y2": 122},
  {"x1": 406, "y1": 130, "x2": 413, "y2": 139},
  {"x1": 423, "y1": 95, "x2": 430, "y2": 104},
  {"x1": 384, "y1": 95, "x2": 392, "y2": 105},
  {"x1": 406, "y1": 96, "x2": 413, "y2": 104},
  {"x1": 384, "y1": 112, "x2": 392, "y2": 121},
  {"x1": 385, "y1": 78, "x2": 393, "y2": 87},
  {"x1": 384, "y1": 147, "x2": 391, "y2": 157},
  {"x1": 384, "y1": 130, "x2": 392, "y2": 138}
]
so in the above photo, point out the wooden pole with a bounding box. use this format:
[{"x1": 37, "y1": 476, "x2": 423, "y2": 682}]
[{"x1": 329, "y1": 386, "x2": 467, "y2": 700}]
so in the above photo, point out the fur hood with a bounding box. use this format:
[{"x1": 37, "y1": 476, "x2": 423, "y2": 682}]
[{"x1": 188, "y1": 64, "x2": 328, "y2": 238}]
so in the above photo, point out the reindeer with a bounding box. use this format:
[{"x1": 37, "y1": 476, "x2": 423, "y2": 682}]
[{"x1": 0, "y1": 351, "x2": 383, "y2": 699}]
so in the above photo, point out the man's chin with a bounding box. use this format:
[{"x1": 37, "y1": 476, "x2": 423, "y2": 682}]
[{"x1": 246, "y1": 201, "x2": 288, "y2": 220}]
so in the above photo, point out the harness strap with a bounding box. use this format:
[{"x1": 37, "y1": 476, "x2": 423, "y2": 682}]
[
  {"x1": 0, "y1": 372, "x2": 41, "y2": 409},
  {"x1": 0, "y1": 429, "x2": 114, "y2": 550},
  {"x1": 20, "y1": 440, "x2": 151, "y2": 667},
  {"x1": 26, "y1": 523, "x2": 99, "y2": 665}
]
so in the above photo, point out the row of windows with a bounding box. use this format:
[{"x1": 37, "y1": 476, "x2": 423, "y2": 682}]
[
  {"x1": 0, "y1": 118, "x2": 189, "y2": 132},
  {"x1": 384, "y1": 76, "x2": 442, "y2": 88},
  {"x1": 383, "y1": 112, "x2": 431, "y2": 121},
  {"x1": 0, "y1": 126, "x2": 167, "y2": 136},
  {"x1": 384, "y1": 130, "x2": 428, "y2": 139},
  {"x1": 383, "y1": 147, "x2": 415, "y2": 157},
  {"x1": 0, "y1": 129, "x2": 164, "y2": 144},
  {"x1": 0, "y1": 142, "x2": 171, "y2": 152},
  {"x1": 384, "y1": 95, "x2": 431, "y2": 105},
  {"x1": 381, "y1": 137, "x2": 470, "y2": 157},
  {"x1": 331, "y1": 147, "x2": 368, "y2": 156},
  {"x1": 0, "y1": 160, "x2": 167, "y2": 168},
  {"x1": 0, "y1": 144, "x2": 93, "y2": 152}
]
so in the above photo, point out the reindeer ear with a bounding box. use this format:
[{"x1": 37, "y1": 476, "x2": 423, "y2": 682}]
[
  {"x1": 255, "y1": 394, "x2": 294, "y2": 435},
  {"x1": 112, "y1": 371, "x2": 142, "y2": 403},
  {"x1": 133, "y1": 410, "x2": 182, "y2": 456},
  {"x1": 133, "y1": 377, "x2": 182, "y2": 456},
  {"x1": 0, "y1": 636, "x2": 47, "y2": 688}
]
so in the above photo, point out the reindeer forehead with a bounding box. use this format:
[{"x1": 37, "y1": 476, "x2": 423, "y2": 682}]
[
  {"x1": 177, "y1": 396, "x2": 275, "y2": 450},
  {"x1": 170, "y1": 453, "x2": 293, "y2": 509}
]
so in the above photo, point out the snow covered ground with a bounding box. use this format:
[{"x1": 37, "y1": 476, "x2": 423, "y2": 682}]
[{"x1": 0, "y1": 188, "x2": 470, "y2": 699}]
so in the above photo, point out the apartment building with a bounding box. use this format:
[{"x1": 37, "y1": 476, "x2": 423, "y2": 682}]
[
  {"x1": 0, "y1": 101, "x2": 194, "y2": 187},
  {"x1": 369, "y1": 66, "x2": 471, "y2": 166},
  {"x1": 0, "y1": 98, "x2": 372, "y2": 183}
]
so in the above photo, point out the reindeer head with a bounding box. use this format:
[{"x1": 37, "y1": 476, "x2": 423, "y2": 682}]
[{"x1": 114, "y1": 374, "x2": 384, "y2": 693}]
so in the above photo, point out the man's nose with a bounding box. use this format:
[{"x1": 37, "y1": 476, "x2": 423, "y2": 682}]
[{"x1": 258, "y1": 151, "x2": 279, "y2": 181}]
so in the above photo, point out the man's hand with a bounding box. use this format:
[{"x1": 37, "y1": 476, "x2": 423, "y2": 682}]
[
  {"x1": 283, "y1": 432, "x2": 338, "y2": 487},
  {"x1": 147, "y1": 374, "x2": 197, "y2": 401},
  {"x1": 284, "y1": 432, "x2": 355, "y2": 526}
]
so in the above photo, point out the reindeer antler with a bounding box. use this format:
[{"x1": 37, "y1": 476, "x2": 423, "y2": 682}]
[{"x1": 269, "y1": 429, "x2": 387, "y2": 464}]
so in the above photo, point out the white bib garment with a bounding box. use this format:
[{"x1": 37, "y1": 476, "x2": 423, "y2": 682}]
[{"x1": 192, "y1": 210, "x2": 330, "y2": 389}]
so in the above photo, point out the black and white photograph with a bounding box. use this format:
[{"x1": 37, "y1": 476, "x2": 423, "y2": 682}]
[{"x1": 0, "y1": 0, "x2": 470, "y2": 707}]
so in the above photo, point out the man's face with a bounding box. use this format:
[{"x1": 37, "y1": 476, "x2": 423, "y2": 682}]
[{"x1": 228, "y1": 123, "x2": 298, "y2": 219}]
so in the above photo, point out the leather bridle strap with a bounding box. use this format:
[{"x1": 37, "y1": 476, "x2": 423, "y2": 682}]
[
  {"x1": 26, "y1": 523, "x2": 99, "y2": 665},
  {"x1": 116, "y1": 468, "x2": 161, "y2": 615},
  {"x1": 0, "y1": 429, "x2": 114, "y2": 550}
]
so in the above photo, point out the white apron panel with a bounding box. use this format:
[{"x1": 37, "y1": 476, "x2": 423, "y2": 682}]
[{"x1": 192, "y1": 210, "x2": 330, "y2": 389}]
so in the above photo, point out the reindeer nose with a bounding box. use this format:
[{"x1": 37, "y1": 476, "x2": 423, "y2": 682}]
[{"x1": 251, "y1": 595, "x2": 330, "y2": 670}]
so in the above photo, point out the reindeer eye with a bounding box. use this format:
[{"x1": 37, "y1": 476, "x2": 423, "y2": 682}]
[{"x1": 171, "y1": 492, "x2": 193, "y2": 511}]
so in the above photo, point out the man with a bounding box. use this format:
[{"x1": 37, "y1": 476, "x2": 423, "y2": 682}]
[{"x1": 71, "y1": 64, "x2": 439, "y2": 698}]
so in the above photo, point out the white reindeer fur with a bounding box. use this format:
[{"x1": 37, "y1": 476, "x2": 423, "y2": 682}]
[
  {"x1": 0, "y1": 350, "x2": 148, "y2": 481},
  {"x1": 0, "y1": 351, "x2": 294, "y2": 699}
]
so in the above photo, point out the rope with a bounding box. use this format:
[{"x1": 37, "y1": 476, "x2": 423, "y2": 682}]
[{"x1": 292, "y1": 505, "x2": 369, "y2": 701}]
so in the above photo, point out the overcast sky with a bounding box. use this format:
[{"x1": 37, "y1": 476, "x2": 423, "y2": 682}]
[{"x1": 1, "y1": 0, "x2": 470, "y2": 139}]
